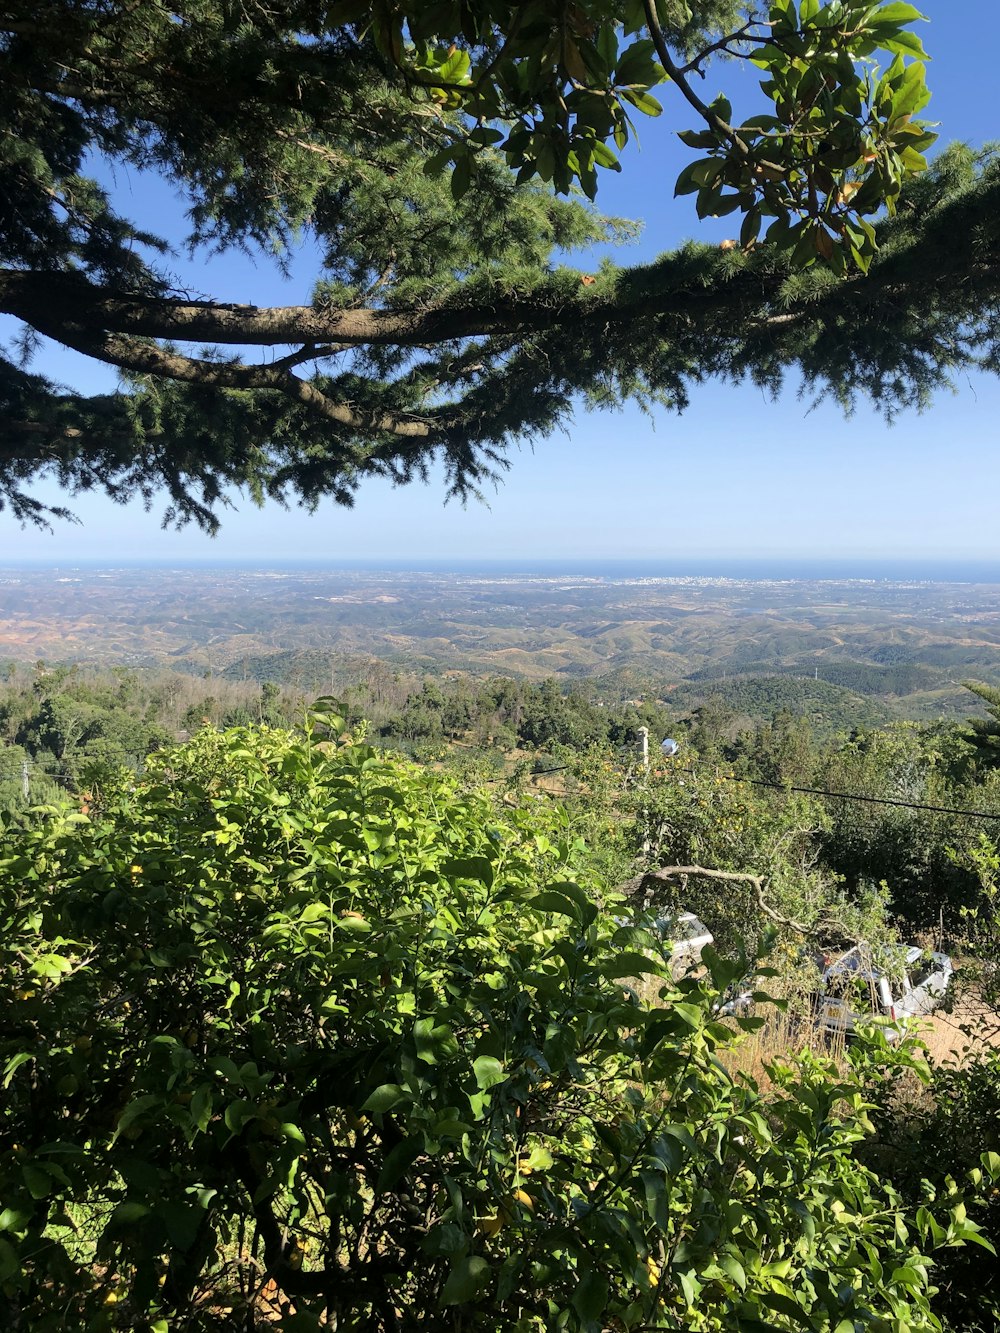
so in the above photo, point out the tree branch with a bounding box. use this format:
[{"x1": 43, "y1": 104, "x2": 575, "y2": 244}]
[
  {"x1": 674, "y1": 21, "x2": 769, "y2": 78},
  {"x1": 642, "y1": 0, "x2": 748, "y2": 153},
  {"x1": 0, "y1": 268, "x2": 586, "y2": 348},
  {"x1": 10, "y1": 316, "x2": 433, "y2": 439},
  {"x1": 615, "y1": 864, "x2": 815, "y2": 936}
]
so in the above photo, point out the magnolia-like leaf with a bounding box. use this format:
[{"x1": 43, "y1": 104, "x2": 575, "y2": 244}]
[
  {"x1": 441, "y1": 1254, "x2": 491, "y2": 1305},
  {"x1": 473, "y1": 1055, "x2": 507, "y2": 1090},
  {"x1": 361, "y1": 1083, "x2": 407, "y2": 1114}
]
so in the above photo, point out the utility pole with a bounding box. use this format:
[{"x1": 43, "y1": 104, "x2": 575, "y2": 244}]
[
  {"x1": 21, "y1": 758, "x2": 29, "y2": 802},
  {"x1": 638, "y1": 726, "x2": 649, "y2": 772}
]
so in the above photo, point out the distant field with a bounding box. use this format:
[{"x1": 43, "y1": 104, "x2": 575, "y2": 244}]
[{"x1": 3, "y1": 564, "x2": 1000, "y2": 726}]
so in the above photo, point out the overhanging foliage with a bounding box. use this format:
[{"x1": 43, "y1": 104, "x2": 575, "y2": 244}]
[{"x1": 3, "y1": 3, "x2": 998, "y2": 526}]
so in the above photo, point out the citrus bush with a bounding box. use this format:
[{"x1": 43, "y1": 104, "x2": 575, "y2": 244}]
[{"x1": 0, "y1": 708, "x2": 988, "y2": 1331}]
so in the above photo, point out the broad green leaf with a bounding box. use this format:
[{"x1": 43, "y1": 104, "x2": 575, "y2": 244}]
[
  {"x1": 761, "y1": 1290, "x2": 811, "y2": 1322},
  {"x1": 871, "y1": 2, "x2": 925, "y2": 23},
  {"x1": 21, "y1": 1164, "x2": 53, "y2": 1200},
  {"x1": 528, "y1": 889, "x2": 582, "y2": 920},
  {"x1": 377, "y1": 1136, "x2": 423, "y2": 1193},
  {"x1": 600, "y1": 950, "x2": 666, "y2": 979},
  {"x1": 31, "y1": 953, "x2": 73, "y2": 979},
  {"x1": 671, "y1": 1001, "x2": 706, "y2": 1028},
  {"x1": 473, "y1": 1055, "x2": 507, "y2": 1090},
  {"x1": 298, "y1": 901, "x2": 330, "y2": 922},
  {"x1": 678, "y1": 1269, "x2": 701, "y2": 1306},
  {"x1": 450, "y1": 153, "x2": 472, "y2": 201},
  {"x1": 0, "y1": 1239, "x2": 19, "y2": 1284},
  {"x1": 3, "y1": 1052, "x2": 35, "y2": 1088},
  {"x1": 361, "y1": 1083, "x2": 407, "y2": 1114},
  {"x1": 441, "y1": 1254, "x2": 491, "y2": 1305},
  {"x1": 443, "y1": 855, "x2": 494, "y2": 887},
  {"x1": 112, "y1": 1094, "x2": 161, "y2": 1142},
  {"x1": 572, "y1": 1268, "x2": 609, "y2": 1325},
  {"x1": 0, "y1": 1209, "x2": 31, "y2": 1233},
  {"x1": 621, "y1": 89, "x2": 662, "y2": 116},
  {"x1": 719, "y1": 1255, "x2": 747, "y2": 1289}
]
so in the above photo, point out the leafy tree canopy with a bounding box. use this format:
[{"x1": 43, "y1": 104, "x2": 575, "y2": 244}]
[
  {"x1": 1, "y1": 713, "x2": 991, "y2": 1329},
  {"x1": 962, "y1": 680, "x2": 1000, "y2": 769},
  {"x1": 1, "y1": 0, "x2": 998, "y2": 526}
]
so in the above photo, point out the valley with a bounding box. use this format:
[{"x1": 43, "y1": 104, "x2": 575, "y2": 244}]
[{"x1": 3, "y1": 562, "x2": 1000, "y2": 726}]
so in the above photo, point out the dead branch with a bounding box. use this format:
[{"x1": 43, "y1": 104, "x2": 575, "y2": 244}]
[{"x1": 615, "y1": 864, "x2": 815, "y2": 936}]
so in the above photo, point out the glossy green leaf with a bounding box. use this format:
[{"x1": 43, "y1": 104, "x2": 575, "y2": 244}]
[{"x1": 441, "y1": 1254, "x2": 491, "y2": 1305}]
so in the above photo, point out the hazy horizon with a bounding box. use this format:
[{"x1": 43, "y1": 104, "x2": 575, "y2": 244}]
[{"x1": 6, "y1": 553, "x2": 1000, "y2": 582}]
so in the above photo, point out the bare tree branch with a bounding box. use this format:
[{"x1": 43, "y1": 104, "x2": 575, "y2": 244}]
[{"x1": 615, "y1": 864, "x2": 815, "y2": 935}]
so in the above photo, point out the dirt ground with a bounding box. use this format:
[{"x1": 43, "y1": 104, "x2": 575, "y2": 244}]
[{"x1": 918, "y1": 994, "x2": 1000, "y2": 1063}]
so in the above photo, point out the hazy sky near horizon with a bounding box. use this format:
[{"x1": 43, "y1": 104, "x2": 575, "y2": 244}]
[{"x1": 2, "y1": 0, "x2": 996, "y2": 564}]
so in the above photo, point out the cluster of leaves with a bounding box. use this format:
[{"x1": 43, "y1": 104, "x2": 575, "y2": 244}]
[
  {"x1": 863, "y1": 1046, "x2": 1000, "y2": 1333},
  {"x1": 810, "y1": 721, "x2": 1000, "y2": 925},
  {"x1": 359, "y1": 0, "x2": 936, "y2": 249},
  {"x1": 676, "y1": 0, "x2": 936, "y2": 270},
  {"x1": 337, "y1": 0, "x2": 743, "y2": 199},
  {"x1": 1, "y1": 712, "x2": 988, "y2": 1330},
  {"x1": 6, "y1": 654, "x2": 997, "y2": 939}
]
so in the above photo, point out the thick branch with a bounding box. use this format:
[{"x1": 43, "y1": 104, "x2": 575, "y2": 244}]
[
  {"x1": 14, "y1": 316, "x2": 433, "y2": 439},
  {"x1": 0, "y1": 233, "x2": 980, "y2": 361},
  {"x1": 0, "y1": 268, "x2": 595, "y2": 348},
  {"x1": 1, "y1": 164, "x2": 998, "y2": 447},
  {"x1": 616, "y1": 864, "x2": 815, "y2": 935}
]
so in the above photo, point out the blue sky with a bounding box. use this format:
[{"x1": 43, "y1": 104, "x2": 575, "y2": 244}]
[{"x1": 2, "y1": 0, "x2": 997, "y2": 564}]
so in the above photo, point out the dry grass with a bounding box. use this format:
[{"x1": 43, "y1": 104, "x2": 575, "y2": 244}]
[
  {"x1": 715, "y1": 987, "x2": 1000, "y2": 1121},
  {"x1": 916, "y1": 992, "x2": 1000, "y2": 1065},
  {"x1": 719, "y1": 1005, "x2": 850, "y2": 1092},
  {"x1": 629, "y1": 968, "x2": 851, "y2": 1090}
]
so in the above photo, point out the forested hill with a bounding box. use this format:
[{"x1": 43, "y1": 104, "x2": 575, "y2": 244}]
[
  {"x1": 219, "y1": 653, "x2": 893, "y2": 736},
  {"x1": 666, "y1": 674, "x2": 892, "y2": 733},
  {"x1": 689, "y1": 660, "x2": 941, "y2": 696},
  {"x1": 3, "y1": 657, "x2": 997, "y2": 815}
]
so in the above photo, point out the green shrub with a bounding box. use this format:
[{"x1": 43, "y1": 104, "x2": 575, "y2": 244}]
[
  {"x1": 864, "y1": 1047, "x2": 1000, "y2": 1333},
  {"x1": 0, "y1": 710, "x2": 987, "y2": 1331}
]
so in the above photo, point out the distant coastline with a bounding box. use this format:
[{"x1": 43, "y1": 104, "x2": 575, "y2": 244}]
[{"x1": 3, "y1": 556, "x2": 1000, "y2": 584}]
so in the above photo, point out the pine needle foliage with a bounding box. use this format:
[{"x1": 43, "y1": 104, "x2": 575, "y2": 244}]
[{"x1": 2, "y1": 1, "x2": 996, "y2": 527}]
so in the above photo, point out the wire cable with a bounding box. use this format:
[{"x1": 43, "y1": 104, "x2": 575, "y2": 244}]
[
  {"x1": 6, "y1": 744, "x2": 1000, "y2": 822},
  {"x1": 677, "y1": 766, "x2": 1000, "y2": 822},
  {"x1": 497, "y1": 759, "x2": 1000, "y2": 823}
]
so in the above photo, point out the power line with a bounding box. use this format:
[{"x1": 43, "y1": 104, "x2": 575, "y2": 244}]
[
  {"x1": 496, "y1": 758, "x2": 1000, "y2": 824},
  {"x1": 5, "y1": 745, "x2": 1000, "y2": 824},
  {"x1": 679, "y1": 766, "x2": 1000, "y2": 823}
]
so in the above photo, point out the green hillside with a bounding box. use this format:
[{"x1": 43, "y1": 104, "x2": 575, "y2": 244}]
[{"x1": 668, "y1": 675, "x2": 893, "y2": 735}]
